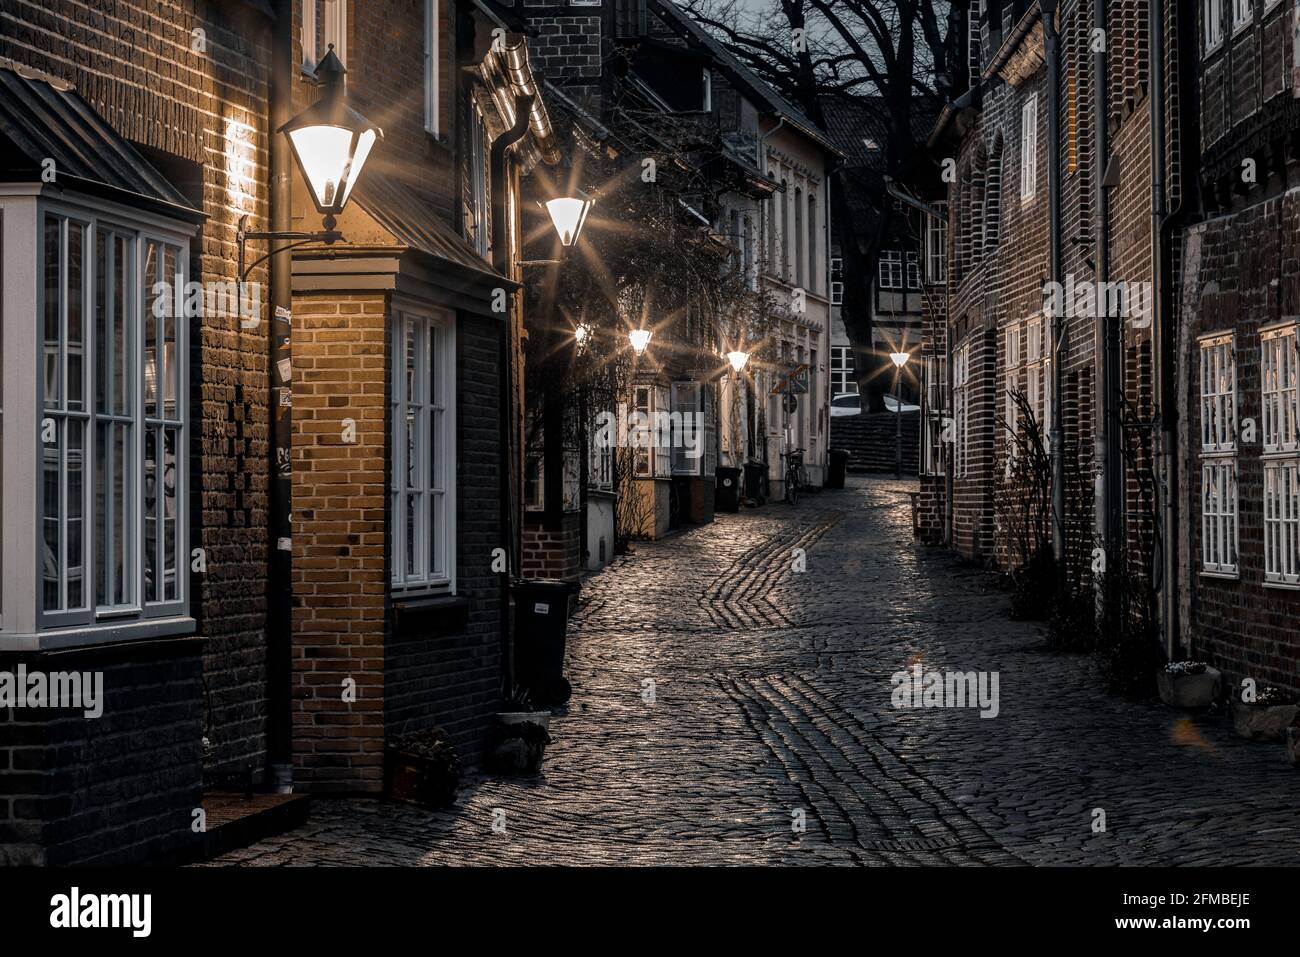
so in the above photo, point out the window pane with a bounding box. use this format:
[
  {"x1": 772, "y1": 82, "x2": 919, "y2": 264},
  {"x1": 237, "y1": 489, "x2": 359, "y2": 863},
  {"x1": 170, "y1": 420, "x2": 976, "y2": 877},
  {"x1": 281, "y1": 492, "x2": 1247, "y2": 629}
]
[
  {"x1": 163, "y1": 245, "x2": 178, "y2": 419},
  {"x1": 116, "y1": 235, "x2": 131, "y2": 415},
  {"x1": 67, "y1": 418, "x2": 85, "y2": 608},
  {"x1": 144, "y1": 242, "x2": 159, "y2": 416},
  {"x1": 44, "y1": 217, "x2": 61, "y2": 409},
  {"x1": 67, "y1": 223, "x2": 85, "y2": 411},
  {"x1": 42, "y1": 420, "x2": 62, "y2": 611},
  {"x1": 96, "y1": 231, "x2": 109, "y2": 412},
  {"x1": 144, "y1": 425, "x2": 158, "y2": 602},
  {"x1": 163, "y1": 425, "x2": 178, "y2": 601}
]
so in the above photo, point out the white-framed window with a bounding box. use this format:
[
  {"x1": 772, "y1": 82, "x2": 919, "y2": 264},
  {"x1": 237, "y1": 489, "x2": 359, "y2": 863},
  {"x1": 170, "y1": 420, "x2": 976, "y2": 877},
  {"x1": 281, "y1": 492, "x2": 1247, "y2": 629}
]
[
  {"x1": 1261, "y1": 323, "x2": 1298, "y2": 453},
  {"x1": 1199, "y1": 333, "x2": 1238, "y2": 575},
  {"x1": 1261, "y1": 323, "x2": 1298, "y2": 584},
  {"x1": 831, "y1": 345, "x2": 857, "y2": 396},
  {"x1": 302, "y1": 0, "x2": 348, "y2": 73},
  {"x1": 807, "y1": 192, "x2": 818, "y2": 294},
  {"x1": 466, "y1": 101, "x2": 489, "y2": 257},
  {"x1": 32, "y1": 205, "x2": 191, "y2": 632},
  {"x1": 905, "y1": 250, "x2": 920, "y2": 290},
  {"x1": 589, "y1": 412, "x2": 614, "y2": 492},
  {"x1": 671, "y1": 381, "x2": 702, "y2": 476},
  {"x1": 879, "y1": 250, "x2": 904, "y2": 290},
  {"x1": 1020, "y1": 95, "x2": 1038, "y2": 201},
  {"x1": 1204, "y1": 0, "x2": 1225, "y2": 52},
  {"x1": 1231, "y1": 0, "x2": 1252, "y2": 33},
  {"x1": 1004, "y1": 323, "x2": 1022, "y2": 442},
  {"x1": 424, "y1": 0, "x2": 441, "y2": 137},
  {"x1": 390, "y1": 308, "x2": 455, "y2": 593},
  {"x1": 922, "y1": 354, "x2": 947, "y2": 476},
  {"x1": 630, "y1": 384, "x2": 671, "y2": 478},
  {"x1": 830, "y1": 255, "x2": 844, "y2": 304},
  {"x1": 1024, "y1": 316, "x2": 1050, "y2": 447},
  {"x1": 925, "y1": 205, "x2": 948, "y2": 284},
  {"x1": 1200, "y1": 333, "x2": 1237, "y2": 453},
  {"x1": 954, "y1": 341, "x2": 972, "y2": 478}
]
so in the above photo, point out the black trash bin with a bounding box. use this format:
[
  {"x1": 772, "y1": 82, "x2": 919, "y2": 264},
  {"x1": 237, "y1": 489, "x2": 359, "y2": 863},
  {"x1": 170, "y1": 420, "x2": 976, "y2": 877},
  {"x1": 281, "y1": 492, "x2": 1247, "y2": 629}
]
[
  {"x1": 715, "y1": 466, "x2": 742, "y2": 512},
  {"x1": 743, "y1": 462, "x2": 768, "y2": 505},
  {"x1": 826, "y1": 448, "x2": 850, "y2": 489},
  {"x1": 511, "y1": 578, "x2": 580, "y2": 706}
]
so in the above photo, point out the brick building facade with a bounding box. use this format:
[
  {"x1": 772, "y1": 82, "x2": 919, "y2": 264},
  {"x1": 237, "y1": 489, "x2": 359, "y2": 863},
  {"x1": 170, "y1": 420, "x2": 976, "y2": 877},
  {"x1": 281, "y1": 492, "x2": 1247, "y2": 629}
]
[{"x1": 0, "y1": 0, "x2": 559, "y2": 861}]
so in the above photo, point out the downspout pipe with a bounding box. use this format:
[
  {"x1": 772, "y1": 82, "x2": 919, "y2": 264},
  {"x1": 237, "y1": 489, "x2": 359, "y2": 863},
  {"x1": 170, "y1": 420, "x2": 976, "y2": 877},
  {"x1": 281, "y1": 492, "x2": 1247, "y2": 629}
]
[
  {"x1": 1153, "y1": 0, "x2": 1200, "y2": 659},
  {"x1": 1092, "y1": 0, "x2": 1116, "y2": 611},
  {"x1": 266, "y1": 0, "x2": 293, "y2": 792},
  {"x1": 1041, "y1": 0, "x2": 1066, "y2": 567},
  {"x1": 491, "y1": 94, "x2": 534, "y2": 694}
]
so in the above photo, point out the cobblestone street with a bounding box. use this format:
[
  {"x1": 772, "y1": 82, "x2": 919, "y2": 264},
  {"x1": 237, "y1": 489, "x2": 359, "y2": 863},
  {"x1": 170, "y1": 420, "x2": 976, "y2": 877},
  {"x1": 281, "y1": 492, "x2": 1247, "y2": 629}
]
[{"x1": 215, "y1": 477, "x2": 1299, "y2": 866}]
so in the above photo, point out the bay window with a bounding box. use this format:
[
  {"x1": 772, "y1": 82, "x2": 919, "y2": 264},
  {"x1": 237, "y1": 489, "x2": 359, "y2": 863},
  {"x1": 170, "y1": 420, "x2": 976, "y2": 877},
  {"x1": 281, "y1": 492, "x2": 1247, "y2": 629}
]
[
  {"x1": 390, "y1": 308, "x2": 455, "y2": 593},
  {"x1": 2, "y1": 197, "x2": 194, "y2": 643}
]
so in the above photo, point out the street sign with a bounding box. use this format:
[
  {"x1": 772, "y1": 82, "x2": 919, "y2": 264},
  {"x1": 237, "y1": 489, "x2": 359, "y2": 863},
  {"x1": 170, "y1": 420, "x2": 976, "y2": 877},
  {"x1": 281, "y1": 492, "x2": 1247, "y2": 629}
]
[{"x1": 771, "y1": 363, "x2": 810, "y2": 395}]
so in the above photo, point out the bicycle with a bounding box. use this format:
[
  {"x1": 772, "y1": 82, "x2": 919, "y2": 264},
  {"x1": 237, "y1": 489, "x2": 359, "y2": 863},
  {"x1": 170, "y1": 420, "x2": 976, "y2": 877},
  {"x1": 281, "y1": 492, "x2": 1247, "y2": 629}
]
[{"x1": 782, "y1": 448, "x2": 807, "y2": 506}]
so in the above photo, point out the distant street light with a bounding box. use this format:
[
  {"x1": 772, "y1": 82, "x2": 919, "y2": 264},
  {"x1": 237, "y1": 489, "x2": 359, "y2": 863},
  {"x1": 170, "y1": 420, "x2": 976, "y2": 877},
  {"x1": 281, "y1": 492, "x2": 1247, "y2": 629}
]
[
  {"x1": 726, "y1": 350, "x2": 750, "y2": 373},
  {"x1": 574, "y1": 322, "x2": 592, "y2": 353},
  {"x1": 891, "y1": 351, "x2": 911, "y2": 477},
  {"x1": 629, "y1": 328, "x2": 653, "y2": 356}
]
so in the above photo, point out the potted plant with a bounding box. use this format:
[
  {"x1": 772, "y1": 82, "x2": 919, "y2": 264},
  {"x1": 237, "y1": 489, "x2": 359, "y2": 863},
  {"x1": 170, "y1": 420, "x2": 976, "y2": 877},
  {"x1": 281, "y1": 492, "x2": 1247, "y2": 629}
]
[
  {"x1": 487, "y1": 687, "x2": 553, "y2": 775},
  {"x1": 1155, "y1": 660, "x2": 1221, "y2": 709},
  {"x1": 1231, "y1": 686, "x2": 1300, "y2": 742},
  {"x1": 385, "y1": 726, "x2": 462, "y2": 807}
]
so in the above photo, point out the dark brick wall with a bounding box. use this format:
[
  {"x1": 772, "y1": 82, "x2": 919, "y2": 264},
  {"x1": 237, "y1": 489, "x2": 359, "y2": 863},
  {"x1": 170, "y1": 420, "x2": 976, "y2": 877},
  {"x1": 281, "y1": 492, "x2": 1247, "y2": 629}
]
[
  {"x1": 0, "y1": 0, "x2": 274, "y2": 853},
  {"x1": 1177, "y1": 198, "x2": 1300, "y2": 698},
  {"x1": 0, "y1": 640, "x2": 204, "y2": 866}
]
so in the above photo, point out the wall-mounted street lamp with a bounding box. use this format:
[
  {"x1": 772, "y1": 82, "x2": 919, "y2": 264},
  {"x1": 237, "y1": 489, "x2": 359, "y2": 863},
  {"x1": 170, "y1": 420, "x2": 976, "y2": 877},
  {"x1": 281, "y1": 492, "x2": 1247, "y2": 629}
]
[
  {"x1": 629, "y1": 328, "x2": 653, "y2": 356},
  {"x1": 890, "y1": 352, "x2": 910, "y2": 369},
  {"x1": 726, "y1": 350, "x2": 750, "y2": 373},
  {"x1": 574, "y1": 322, "x2": 592, "y2": 353},
  {"x1": 518, "y1": 191, "x2": 594, "y2": 267},
  {"x1": 237, "y1": 45, "x2": 383, "y2": 292}
]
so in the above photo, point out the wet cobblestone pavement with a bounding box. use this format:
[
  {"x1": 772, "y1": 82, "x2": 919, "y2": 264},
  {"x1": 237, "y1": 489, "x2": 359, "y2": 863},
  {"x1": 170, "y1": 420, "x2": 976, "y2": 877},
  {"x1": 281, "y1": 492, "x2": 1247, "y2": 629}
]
[{"x1": 213, "y1": 477, "x2": 1299, "y2": 866}]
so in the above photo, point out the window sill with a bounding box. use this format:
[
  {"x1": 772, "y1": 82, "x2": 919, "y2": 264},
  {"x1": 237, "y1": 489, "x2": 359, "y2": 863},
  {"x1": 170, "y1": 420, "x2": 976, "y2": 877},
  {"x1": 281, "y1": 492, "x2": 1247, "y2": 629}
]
[
  {"x1": 1263, "y1": 578, "x2": 1300, "y2": 591},
  {"x1": 1199, "y1": 569, "x2": 1240, "y2": 581},
  {"x1": 391, "y1": 594, "x2": 471, "y2": 639},
  {"x1": 3, "y1": 615, "x2": 198, "y2": 652}
]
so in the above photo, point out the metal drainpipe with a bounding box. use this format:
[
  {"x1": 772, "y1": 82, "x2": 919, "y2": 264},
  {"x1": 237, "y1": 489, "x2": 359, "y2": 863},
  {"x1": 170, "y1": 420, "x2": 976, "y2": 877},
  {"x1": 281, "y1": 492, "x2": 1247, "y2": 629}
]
[
  {"x1": 1041, "y1": 0, "x2": 1066, "y2": 568},
  {"x1": 1152, "y1": 0, "x2": 1199, "y2": 660},
  {"x1": 491, "y1": 94, "x2": 535, "y2": 695},
  {"x1": 266, "y1": 0, "x2": 293, "y2": 793},
  {"x1": 1092, "y1": 0, "x2": 1114, "y2": 612}
]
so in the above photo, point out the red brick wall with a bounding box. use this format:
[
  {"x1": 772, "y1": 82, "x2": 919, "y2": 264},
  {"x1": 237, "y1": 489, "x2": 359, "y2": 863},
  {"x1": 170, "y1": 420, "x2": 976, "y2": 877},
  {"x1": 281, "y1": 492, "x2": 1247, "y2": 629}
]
[
  {"x1": 290, "y1": 292, "x2": 388, "y2": 793},
  {"x1": 522, "y1": 512, "x2": 582, "y2": 581}
]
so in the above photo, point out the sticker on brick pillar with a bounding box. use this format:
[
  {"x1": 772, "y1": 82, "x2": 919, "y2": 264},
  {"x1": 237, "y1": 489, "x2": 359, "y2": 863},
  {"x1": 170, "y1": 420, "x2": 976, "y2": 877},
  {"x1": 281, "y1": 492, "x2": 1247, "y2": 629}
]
[{"x1": 278, "y1": 537, "x2": 291, "y2": 551}]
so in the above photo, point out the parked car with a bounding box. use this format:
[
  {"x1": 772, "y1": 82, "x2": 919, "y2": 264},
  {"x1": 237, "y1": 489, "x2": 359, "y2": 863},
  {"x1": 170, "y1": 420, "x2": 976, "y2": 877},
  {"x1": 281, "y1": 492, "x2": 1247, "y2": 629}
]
[{"x1": 831, "y1": 392, "x2": 861, "y2": 417}]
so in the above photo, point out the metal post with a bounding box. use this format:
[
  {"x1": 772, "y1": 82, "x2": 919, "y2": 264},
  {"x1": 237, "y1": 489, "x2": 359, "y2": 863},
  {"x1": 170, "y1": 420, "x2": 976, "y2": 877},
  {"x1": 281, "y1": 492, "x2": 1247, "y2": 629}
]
[{"x1": 895, "y1": 366, "x2": 903, "y2": 477}]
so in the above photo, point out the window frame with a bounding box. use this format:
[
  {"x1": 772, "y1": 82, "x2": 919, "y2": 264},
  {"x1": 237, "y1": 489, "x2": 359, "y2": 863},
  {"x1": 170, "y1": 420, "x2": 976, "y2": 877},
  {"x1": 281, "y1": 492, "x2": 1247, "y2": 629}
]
[
  {"x1": 390, "y1": 306, "x2": 456, "y2": 596},
  {"x1": 1231, "y1": 0, "x2": 1253, "y2": 35},
  {"x1": 1020, "y1": 94, "x2": 1038, "y2": 202},
  {"x1": 1198, "y1": 332, "x2": 1239, "y2": 577},
  {"x1": 925, "y1": 205, "x2": 948, "y2": 284},
  {"x1": 1204, "y1": 0, "x2": 1225, "y2": 53},
  {"x1": 14, "y1": 193, "x2": 195, "y2": 645},
  {"x1": 1261, "y1": 322, "x2": 1298, "y2": 585},
  {"x1": 302, "y1": 0, "x2": 348, "y2": 74},
  {"x1": 466, "y1": 100, "x2": 489, "y2": 257},
  {"x1": 424, "y1": 0, "x2": 441, "y2": 138},
  {"x1": 879, "y1": 250, "x2": 904, "y2": 290}
]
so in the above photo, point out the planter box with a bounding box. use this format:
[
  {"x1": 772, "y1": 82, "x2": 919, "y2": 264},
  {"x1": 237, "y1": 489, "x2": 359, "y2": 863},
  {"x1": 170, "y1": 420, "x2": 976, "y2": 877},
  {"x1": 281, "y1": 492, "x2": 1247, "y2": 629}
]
[
  {"x1": 1231, "y1": 702, "x2": 1300, "y2": 742},
  {"x1": 385, "y1": 731, "x2": 461, "y2": 807},
  {"x1": 1156, "y1": 666, "x2": 1222, "y2": 709},
  {"x1": 487, "y1": 711, "x2": 552, "y2": 775}
]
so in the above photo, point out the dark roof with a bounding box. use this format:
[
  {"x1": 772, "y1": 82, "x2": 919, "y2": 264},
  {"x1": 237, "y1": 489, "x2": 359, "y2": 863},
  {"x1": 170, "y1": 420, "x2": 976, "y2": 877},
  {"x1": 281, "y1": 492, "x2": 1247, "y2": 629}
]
[
  {"x1": 351, "y1": 166, "x2": 510, "y2": 282},
  {"x1": 646, "y1": 0, "x2": 841, "y2": 158},
  {"x1": 0, "y1": 60, "x2": 203, "y2": 222}
]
